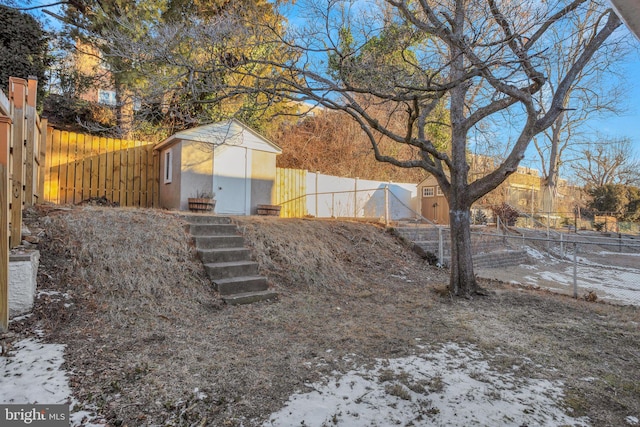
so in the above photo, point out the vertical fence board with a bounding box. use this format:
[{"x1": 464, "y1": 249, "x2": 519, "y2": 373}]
[
  {"x1": 82, "y1": 133, "x2": 91, "y2": 200},
  {"x1": 59, "y1": 130, "x2": 69, "y2": 203},
  {"x1": 128, "y1": 147, "x2": 136, "y2": 206},
  {"x1": 10, "y1": 78, "x2": 27, "y2": 248},
  {"x1": 105, "y1": 139, "x2": 114, "y2": 202},
  {"x1": 98, "y1": 136, "x2": 107, "y2": 198},
  {"x1": 47, "y1": 127, "x2": 60, "y2": 203},
  {"x1": 119, "y1": 146, "x2": 128, "y2": 206},
  {"x1": 89, "y1": 134, "x2": 100, "y2": 198},
  {"x1": 151, "y1": 149, "x2": 159, "y2": 207},
  {"x1": 0, "y1": 116, "x2": 11, "y2": 331},
  {"x1": 37, "y1": 119, "x2": 47, "y2": 202},
  {"x1": 24, "y1": 89, "x2": 36, "y2": 206},
  {"x1": 112, "y1": 148, "x2": 122, "y2": 206},
  {"x1": 133, "y1": 147, "x2": 141, "y2": 206},
  {"x1": 72, "y1": 132, "x2": 85, "y2": 203},
  {"x1": 139, "y1": 147, "x2": 147, "y2": 207}
]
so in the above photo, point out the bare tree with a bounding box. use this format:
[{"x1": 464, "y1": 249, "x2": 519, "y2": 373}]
[
  {"x1": 530, "y1": 1, "x2": 629, "y2": 212},
  {"x1": 108, "y1": 0, "x2": 623, "y2": 297},
  {"x1": 572, "y1": 137, "x2": 640, "y2": 188}
]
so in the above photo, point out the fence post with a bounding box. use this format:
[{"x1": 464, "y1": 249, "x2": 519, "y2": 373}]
[
  {"x1": 573, "y1": 242, "x2": 578, "y2": 299},
  {"x1": 384, "y1": 184, "x2": 389, "y2": 226},
  {"x1": 438, "y1": 227, "x2": 444, "y2": 266},
  {"x1": 546, "y1": 212, "x2": 550, "y2": 254},
  {"x1": 331, "y1": 192, "x2": 335, "y2": 218},
  {"x1": 619, "y1": 233, "x2": 622, "y2": 253},
  {"x1": 315, "y1": 171, "x2": 319, "y2": 218},
  {"x1": 10, "y1": 78, "x2": 27, "y2": 249},
  {"x1": 0, "y1": 115, "x2": 11, "y2": 332},
  {"x1": 354, "y1": 177, "x2": 358, "y2": 218}
]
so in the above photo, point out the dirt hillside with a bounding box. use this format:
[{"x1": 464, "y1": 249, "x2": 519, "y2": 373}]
[{"x1": 12, "y1": 205, "x2": 640, "y2": 426}]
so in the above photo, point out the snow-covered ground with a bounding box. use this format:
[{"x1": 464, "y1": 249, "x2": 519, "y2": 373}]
[
  {"x1": 263, "y1": 342, "x2": 589, "y2": 427},
  {"x1": 478, "y1": 245, "x2": 640, "y2": 306},
  {"x1": 0, "y1": 337, "x2": 105, "y2": 426}
]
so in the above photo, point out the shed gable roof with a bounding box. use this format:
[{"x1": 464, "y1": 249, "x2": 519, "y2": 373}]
[{"x1": 155, "y1": 119, "x2": 282, "y2": 154}]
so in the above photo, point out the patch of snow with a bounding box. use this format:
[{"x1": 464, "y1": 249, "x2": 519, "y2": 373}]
[
  {"x1": 538, "y1": 271, "x2": 571, "y2": 285},
  {"x1": 626, "y1": 415, "x2": 639, "y2": 425},
  {"x1": 194, "y1": 388, "x2": 208, "y2": 400},
  {"x1": 37, "y1": 290, "x2": 71, "y2": 299},
  {"x1": 9, "y1": 313, "x2": 33, "y2": 323},
  {"x1": 263, "y1": 342, "x2": 589, "y2": 427},
  {"x1": 525, "y1": 246, "x2": 547, "y2": 260},
  {"x1": 599, "y1": 251, "x2": 640, "y2": 257},
  {"x1": 0, "y1": 338, "x2": 106, "y2": 426},
  {"x1": 0, "y1": 339, "x2": 70, "y2": 405}
]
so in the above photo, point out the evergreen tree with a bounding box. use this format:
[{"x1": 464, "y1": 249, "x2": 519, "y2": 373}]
[{"x1": 0, "y1": 4, "x2": 50, "y2": 107}]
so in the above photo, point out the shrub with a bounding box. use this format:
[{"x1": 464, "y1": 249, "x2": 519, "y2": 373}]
[{"x1": 490, "y1": 203, "x2": 520, "y2": 226}]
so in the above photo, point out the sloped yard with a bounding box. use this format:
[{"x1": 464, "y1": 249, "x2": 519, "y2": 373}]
[{"x1": 5, "y1": 206, "x2": 640, "y2": 426}]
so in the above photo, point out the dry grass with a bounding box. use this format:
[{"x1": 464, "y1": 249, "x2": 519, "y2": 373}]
[{"x1": 11, "y1": 206, "x2": 640, "y2": 427}]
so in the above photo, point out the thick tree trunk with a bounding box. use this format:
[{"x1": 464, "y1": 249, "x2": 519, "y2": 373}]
[
  {"x1": 543, "y1": 111, "x2": 564, "y2": 213},
  {"x1": 448, "y1": 200, "x2": 478, "y2": 297},
  {"x1": 445, "y1": 1, "x2": 478, "y2": 298},
  {"x1": 115, "y1": 80, "x2": 133, "y2": 139}
]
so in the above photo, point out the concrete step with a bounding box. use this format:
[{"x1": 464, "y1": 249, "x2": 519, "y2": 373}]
[
  {"x1": 183, "y1": 215, "x2": 277, "y2": 305},
  {"x1": 222, "y1": 290, "x2": 278, "y2": 305},
  {"x1": 205, "y1": 261, "x2": 259, "y2": 279},
  {"x1": 215, "y1": 275, "x2": 269, "y2": 295},
  {"x1": 198, "y1": 247, "x2": 251, "y2": 264},
  {"x1": 181, "y1": 214, "x2": 231, "y2": 224},
  {"x1": 195, "y1": 235, "x2": 246, "y2": 249},
  {"x1": 189, "y1": 223, "x2": 238, "y2": 236}
]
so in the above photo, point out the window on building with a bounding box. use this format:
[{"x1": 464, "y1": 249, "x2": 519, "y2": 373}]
[
  {"x1": 164, "y1": 149, "x2": 172, "y2": 184},
  {"x1": 436, "y1": 186, "x2": 443, "y2": 196},
  {"x1": 97, "y1": 89, "x2": 117, "y2": 106},
  {"x1": 423, "y1": 187, "x2": 435, "y2": 197}
]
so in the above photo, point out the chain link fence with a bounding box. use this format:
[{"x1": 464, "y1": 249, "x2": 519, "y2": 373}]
[{"x1": 474, "y1": 227, "x2": 640, "y2": 306}]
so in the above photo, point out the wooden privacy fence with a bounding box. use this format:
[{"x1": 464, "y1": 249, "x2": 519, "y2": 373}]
[
  {"x1": 1, "y1": 77, "x2": 47, "y2": 331},
  {"x1": 275, "y1": 167, "x2": 307, "y2": 218},
  {"x1": 44, "y1": 129, "x2": 159, "y2": 207}
]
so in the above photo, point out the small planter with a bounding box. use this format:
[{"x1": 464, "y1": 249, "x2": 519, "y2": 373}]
[
  {"x1": 188, "y1": 198, "x2": 216, "y2": 212},
  {"x1": 257, "y1": 204, "x2": 281, "y2": 216}
]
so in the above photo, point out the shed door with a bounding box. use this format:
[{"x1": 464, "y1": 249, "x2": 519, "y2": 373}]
[{"x1": 213, "y1": 146, "x2": 251, "y2": 215}]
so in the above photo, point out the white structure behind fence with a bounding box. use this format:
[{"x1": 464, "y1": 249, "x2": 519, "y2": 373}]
[{"x1": 304, "y1": 172, "x2": 418, "y2": 220}]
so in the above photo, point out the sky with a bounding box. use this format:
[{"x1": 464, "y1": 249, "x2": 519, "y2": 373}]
[{"x1": 588, "y1": 55, "x2": 640, "y2": 149}]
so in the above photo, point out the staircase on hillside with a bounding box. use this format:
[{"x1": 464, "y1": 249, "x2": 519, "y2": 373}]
[
  {"x1": 182, "y1": 214, "x2": 277, "y2": 305},
  {"x1": 392, "y1": 222, "x2": 528, "y2": 269}
]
